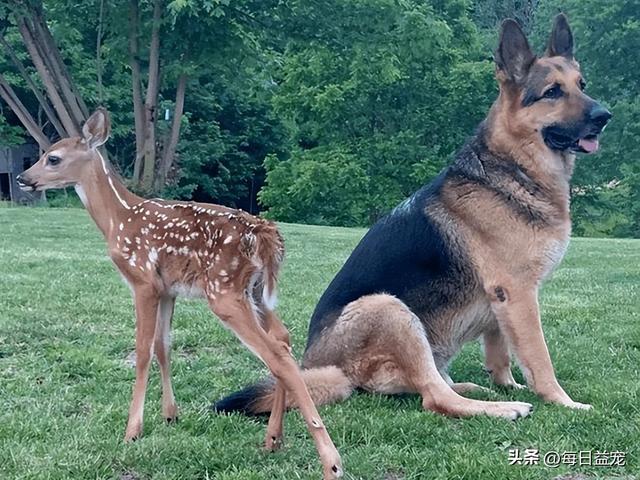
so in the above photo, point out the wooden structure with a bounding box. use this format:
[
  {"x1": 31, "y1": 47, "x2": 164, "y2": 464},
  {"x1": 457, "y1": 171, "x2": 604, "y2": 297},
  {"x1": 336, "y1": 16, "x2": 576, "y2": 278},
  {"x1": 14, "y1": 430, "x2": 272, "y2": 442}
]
[{"x1": 0, "y1": 143, "x2": 43, "y2": 203}]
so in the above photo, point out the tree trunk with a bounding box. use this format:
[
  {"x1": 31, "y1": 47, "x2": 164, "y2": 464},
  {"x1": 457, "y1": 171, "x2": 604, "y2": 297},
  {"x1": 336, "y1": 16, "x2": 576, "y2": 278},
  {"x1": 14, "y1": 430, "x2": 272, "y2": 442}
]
[
  {"x1": 0, "y1": 32, "x2": 66, "y2": 138},
  {"x1": 16, "y1": 17, "x2": 80, "y2": 137},
  {"x1": 30, "y1": 11, "x2": 86, "y2": 128},
  {"x1": 155, "y1": 74, "x2": 187, "y2": 191},
  {"x1": 0, "y1": 73, "x2": 51, "y2": 149},
  {"x1": 129, "y1": 0, "x2": 145, "y2": 184},
  {"x1": 30, "y1": 6, "x2": 89, "y2": 120},
  {"x1": 140, "y1": 0, "x2": 162, "y2": 193}
]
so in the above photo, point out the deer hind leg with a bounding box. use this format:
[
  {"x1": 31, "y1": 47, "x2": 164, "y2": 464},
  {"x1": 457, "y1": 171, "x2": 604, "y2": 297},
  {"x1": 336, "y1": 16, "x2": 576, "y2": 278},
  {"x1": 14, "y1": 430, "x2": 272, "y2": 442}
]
[
  {"x1": 311, "y1": 294, "x2": 532, "y2": 421},
  {"x1": 155, "y1": 295, "x2": 178, "y2": 422},
  {"x1": 211, "y1": 294, "x2": 342, "y2": 480},
  {"x1": 125, "y1": 286, "x2": 160, "y2": 442},
  {"x1": 260, "y1": 309, "x2": 290, "y2": 452}
]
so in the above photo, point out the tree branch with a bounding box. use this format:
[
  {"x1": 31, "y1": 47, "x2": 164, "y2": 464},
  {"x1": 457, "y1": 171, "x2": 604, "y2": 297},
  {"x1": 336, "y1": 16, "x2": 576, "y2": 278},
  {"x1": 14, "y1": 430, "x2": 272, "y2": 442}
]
[
  {"x1": 129, "y1": 0, "x2": 145, "y2": 184},
  {"x1": 0, "y1": 31, "x2": 66, "y2": 137},
  {"x1": 141, "y1": 0, "x2": 162, "y2": 192},
  {"x1": 16, "y1": 16, "x2": 80, "y2": 136},
  {"x1": 30, "y1": 9, "x2": 86, "y2": 126},
  {"x1": 0, "y1": 72, "x2": 50, "y2": 148},
  {"x1": 156, "y1": 73, "x2": 187, "y2": 191}
]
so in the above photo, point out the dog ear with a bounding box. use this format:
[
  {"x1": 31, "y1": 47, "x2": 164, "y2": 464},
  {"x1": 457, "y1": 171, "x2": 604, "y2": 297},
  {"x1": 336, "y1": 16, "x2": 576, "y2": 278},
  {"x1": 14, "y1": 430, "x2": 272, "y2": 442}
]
[
  {"x1": 82, "y1": 108, "x2": 111, "y2": 150},
  {"x1": 495, "y1": 19, "x2": 535, "y2": 84},
  {"x1": 546, "y1": 13, "x2": 574, "y2": 59}
]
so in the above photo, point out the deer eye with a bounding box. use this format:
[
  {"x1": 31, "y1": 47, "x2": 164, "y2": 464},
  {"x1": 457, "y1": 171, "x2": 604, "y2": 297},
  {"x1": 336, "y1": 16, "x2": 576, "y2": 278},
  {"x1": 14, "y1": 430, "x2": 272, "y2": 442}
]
[
  {"x1": 542, "y1": 84, "x2": 563, "y2": 100},
  {"x1": 48, "y1": 155, "x2": 62, "y2": 166}
]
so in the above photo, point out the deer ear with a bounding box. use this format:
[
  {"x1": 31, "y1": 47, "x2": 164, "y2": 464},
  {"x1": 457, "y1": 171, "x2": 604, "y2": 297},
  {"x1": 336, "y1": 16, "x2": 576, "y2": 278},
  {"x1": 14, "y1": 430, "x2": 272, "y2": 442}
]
[
  {"x1": 82, "y1": 108, "x2": 111, "y2": 149},
  {"x1": 546, "y1": 13, "x2": 574, "y2": 59},
  {"x1": 495, "y1": 19, "x2": 536, "y2": 83}
]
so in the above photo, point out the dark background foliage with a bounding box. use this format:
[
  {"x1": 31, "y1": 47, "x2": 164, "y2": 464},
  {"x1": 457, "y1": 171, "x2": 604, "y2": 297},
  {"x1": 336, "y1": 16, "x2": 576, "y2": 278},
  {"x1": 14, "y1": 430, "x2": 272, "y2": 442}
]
[{"x1": 1, "y1": 0, "x2": 638, "y2": 237}]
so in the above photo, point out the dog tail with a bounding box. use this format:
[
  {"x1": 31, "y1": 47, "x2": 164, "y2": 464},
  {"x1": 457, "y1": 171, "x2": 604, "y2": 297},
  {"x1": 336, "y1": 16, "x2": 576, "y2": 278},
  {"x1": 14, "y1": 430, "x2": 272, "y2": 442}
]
[{"x1": 212, "y1": 366, "x2": 354, "y2": 415}]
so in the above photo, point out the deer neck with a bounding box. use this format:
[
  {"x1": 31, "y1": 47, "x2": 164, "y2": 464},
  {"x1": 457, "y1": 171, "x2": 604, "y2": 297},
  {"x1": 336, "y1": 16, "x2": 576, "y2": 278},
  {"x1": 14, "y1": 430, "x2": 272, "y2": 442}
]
[{"x1": 75, "y1": 152, "x2": 141, "y2": 239}]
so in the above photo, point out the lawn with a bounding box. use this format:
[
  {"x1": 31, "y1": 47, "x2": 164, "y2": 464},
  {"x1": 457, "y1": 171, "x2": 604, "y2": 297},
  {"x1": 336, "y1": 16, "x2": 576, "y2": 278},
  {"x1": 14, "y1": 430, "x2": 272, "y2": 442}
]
[{"x1": 0, "y1": 207, "x2": 638, "y2": 480}]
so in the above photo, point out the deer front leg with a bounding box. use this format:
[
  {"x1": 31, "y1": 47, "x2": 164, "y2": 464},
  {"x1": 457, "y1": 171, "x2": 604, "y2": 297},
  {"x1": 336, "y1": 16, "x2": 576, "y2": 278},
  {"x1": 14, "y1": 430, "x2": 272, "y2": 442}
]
[
  {"x1": 125, "y1": 286, "x2": 160, "y2": 442},
  {"x1": 155, "y1": 296, "x2": 178, "y2": 423},
  {"x1": 482, "y1": 327, "x2": 524, "y2": 389},
  {"x1": 488, "y1": 283, "x2": 590, "y2": 409}
]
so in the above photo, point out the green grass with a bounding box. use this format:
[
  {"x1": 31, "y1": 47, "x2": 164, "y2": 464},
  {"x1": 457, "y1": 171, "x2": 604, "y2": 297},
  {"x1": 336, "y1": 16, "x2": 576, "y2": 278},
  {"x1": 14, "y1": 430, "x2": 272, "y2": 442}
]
[{"x1": 1, "y1": 207, "x2": 638, "y2": 480}]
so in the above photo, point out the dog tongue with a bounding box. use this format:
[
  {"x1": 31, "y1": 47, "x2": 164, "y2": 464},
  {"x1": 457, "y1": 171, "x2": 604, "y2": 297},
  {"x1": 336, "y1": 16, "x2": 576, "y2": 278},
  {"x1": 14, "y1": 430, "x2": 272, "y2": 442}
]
[{"x1": 578, "y1": 137, "x2": 599, "y2": 153}]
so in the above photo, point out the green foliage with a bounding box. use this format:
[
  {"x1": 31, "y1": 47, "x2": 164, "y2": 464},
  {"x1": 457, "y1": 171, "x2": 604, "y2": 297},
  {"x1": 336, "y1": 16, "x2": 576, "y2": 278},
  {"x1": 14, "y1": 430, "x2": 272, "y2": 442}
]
[
  {"x1": 0, "y1": 113, "x2": 24, "y2": 145},
  {"x1": 1, "y1": 0, "x2": 638, "y2": 236},
  {"x1": 260, "y1": 0, "x2": 496, "y2": 225},
  {"x1": 260, "y1": 0, "x2": 640, "y2": 235},
  {"x1": 1, "y1": 209, "x2": 639, "y2": 478},
  {"x1": 260, "y1": 149, "x2": 370, "y2": 225},
  {"x1": 44, "y1": 189, "x2": 85, "y2": 208}
]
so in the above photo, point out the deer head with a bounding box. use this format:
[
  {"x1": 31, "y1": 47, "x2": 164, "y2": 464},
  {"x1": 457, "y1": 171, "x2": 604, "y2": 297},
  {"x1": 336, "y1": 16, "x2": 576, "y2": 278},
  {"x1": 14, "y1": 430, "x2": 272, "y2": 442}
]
[{"x1": 17, "y1": 109, "x2": 110, "y2": 192}]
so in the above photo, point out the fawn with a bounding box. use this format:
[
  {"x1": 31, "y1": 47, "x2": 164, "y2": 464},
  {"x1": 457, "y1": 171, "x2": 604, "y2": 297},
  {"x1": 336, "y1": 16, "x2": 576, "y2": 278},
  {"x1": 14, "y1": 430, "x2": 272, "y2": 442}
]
[{"x1": 17, "y1": 109, "x2": 342, "y2": 479}]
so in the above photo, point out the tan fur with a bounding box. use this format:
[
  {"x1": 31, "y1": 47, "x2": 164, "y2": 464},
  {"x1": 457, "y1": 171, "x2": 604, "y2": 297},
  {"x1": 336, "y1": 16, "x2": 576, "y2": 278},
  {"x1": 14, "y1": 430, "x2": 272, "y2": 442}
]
[
  {"x1": 250, "y1": 367, "x2": 354, "y2": 414},
  {"x1": 437, "y1": 49, "x2": 589, "y2": 409},
  {"x1": 305, "y1": 295, "x2": 533, "y2": 419}
]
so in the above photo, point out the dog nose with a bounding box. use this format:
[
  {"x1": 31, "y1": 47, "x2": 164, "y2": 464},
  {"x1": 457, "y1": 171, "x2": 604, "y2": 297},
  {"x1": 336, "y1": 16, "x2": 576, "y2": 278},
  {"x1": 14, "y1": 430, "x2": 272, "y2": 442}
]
[{"x1": 589, "y1": 105, "x2": 612, "y2": 129}]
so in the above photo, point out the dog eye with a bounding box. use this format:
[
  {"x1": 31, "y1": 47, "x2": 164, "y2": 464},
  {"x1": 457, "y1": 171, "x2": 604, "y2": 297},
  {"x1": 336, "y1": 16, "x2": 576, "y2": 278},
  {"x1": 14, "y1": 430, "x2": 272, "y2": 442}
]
[
  {"x1": 48, "y1": 155, "x2": 62, "y2": 166},
  {"x1": 542, "y1": 84, "x2": 563, "y2": 100},
  {"x1": 579, "y1": 79, "x2": 587, "y2": 91}
]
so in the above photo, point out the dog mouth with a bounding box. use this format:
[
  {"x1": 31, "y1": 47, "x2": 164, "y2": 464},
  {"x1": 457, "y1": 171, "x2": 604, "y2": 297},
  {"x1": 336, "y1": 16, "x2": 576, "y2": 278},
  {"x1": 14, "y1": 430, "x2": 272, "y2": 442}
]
[
  {"x1": 574, "y1": 134, "x2": 600, "y2": 154},
  {"x1": 542, "y1": 127, "x2": 602, "y2": 154}
]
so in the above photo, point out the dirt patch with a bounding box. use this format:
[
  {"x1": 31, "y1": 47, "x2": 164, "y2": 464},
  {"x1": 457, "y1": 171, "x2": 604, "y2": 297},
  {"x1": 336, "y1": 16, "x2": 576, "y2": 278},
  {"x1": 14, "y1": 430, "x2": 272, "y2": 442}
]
[
  {"x1": 123, "y1": 350, "x2": 137, "y2": 368},
  {"x1": 119, "y1": 471, "x2": 141, "y2": 480},
  {"x1": 383, "y1": 471, "x2": 405, "y2": 480}
]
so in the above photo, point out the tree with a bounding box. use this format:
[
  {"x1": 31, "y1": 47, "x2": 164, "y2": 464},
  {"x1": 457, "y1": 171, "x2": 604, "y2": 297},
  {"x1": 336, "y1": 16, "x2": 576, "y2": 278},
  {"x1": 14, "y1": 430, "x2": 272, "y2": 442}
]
[
  {"x1": 1, "y1": 0, "x2": 638, "y2": 237},
  {"x1": 259, "y1": 0, "x2": 496, "y2": 225},
  {"x1": 0, "y1": 0, "x2": 282, "y2": 200}
]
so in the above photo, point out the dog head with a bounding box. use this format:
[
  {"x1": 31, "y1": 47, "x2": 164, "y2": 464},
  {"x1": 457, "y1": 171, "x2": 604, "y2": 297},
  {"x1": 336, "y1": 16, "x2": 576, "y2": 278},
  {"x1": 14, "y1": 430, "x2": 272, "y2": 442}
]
[{"x1": 492, "y1": 14, "x2": 611, "y2": 155}]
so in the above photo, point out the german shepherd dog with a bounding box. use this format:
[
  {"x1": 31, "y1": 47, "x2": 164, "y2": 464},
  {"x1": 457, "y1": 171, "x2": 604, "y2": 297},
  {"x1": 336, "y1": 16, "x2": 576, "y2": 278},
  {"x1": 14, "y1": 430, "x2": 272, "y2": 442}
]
[{"x1": 215, "y1": 15, "x2": 612, "y2": 421}]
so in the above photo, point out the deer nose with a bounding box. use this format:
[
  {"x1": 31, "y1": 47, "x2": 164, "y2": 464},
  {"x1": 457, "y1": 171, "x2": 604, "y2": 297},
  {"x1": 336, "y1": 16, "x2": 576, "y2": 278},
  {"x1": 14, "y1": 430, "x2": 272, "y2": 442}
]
[
  {"x1": 16, "y1": 174, "x2": 34, "y2": 188},
  {"x1": 589, "y1": 104, "x2": 612, "y2": 129}
]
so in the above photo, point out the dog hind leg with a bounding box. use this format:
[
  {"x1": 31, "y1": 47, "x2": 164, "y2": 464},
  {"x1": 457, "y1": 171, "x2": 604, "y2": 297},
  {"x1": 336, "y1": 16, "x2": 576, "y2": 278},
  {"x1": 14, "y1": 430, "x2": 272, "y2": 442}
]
[{"x1": 306, "y1": 294, "x2": 532, "y2": 420}]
